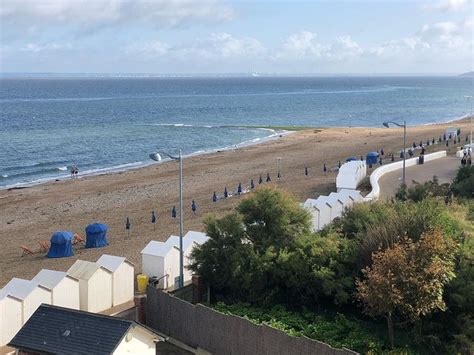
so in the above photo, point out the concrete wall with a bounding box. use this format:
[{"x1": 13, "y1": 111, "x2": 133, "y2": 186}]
[
  {"x1": 364, "y1": 150, "x2": 447, "y2": 201},
  {"x1": 146, "y1": 287, "x2": 357, "y2": 355}
]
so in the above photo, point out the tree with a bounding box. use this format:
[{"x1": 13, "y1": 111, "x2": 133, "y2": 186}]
[
  {"x1": 355, "y1": 229, "x2": 457, "y2": 348},
  {"x1": 188, "y1": 213, "x2": 257, "y2": 299},
  {"x1": 237, "y1": 187, "x2": 311, "y2": 256},
  {"x1": 451, "y1": 166, "x2": 474, "y2": 198}
]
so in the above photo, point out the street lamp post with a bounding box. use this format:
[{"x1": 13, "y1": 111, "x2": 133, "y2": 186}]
[
  {"x1": 149, "y1": 149, "x2": 184, "y2": 289},
  {"x1": 465, "y1": 95, "x2": 473, "y2": 146},
  {"x1": 383, "y1": 120, "x2": 407, "y2": 186}
]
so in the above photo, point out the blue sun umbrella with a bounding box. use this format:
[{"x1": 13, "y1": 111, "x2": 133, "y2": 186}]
[
  {"x1": 191, "y1": 200, "x2": 197, "y2": 214},
  {"x1": 171, "y1": 206, "x2": 177, "y2": 218},
  {"x1": 151, "y1": 211, "x2": 156, "y2": 230},
  {"x1": 266, "y1": 173, "x2": 271, "y2": 182},
  {"x1": 250, "y1": 179, "x2": 255, "y2": 190},
  {"x1": 212, "y1": 191, "x2": 217, "y2": 202},
  {"x1": 304, "y1": 167, "x2": 308, "y2": 176},
  {"x1": 381, "y1": 148, "x2": 384, "y2": 156},
  {"x1": 224, "y1": 187, "x2": 228, "y2": 198},
  {"x1": 323, "y1": 163, "x2": 327, "y2": 173},
  {"x1": 277, "y1": 171, "x2": 281, "y2": 179},
  {"x1": 125, "y1": 217, "x2": 131, "y2": 237},
  {"x1": 259, "y1": 175, "x2": 263, "y2": 184}
]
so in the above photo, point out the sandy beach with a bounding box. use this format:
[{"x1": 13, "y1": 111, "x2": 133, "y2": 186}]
[{"x1": 0, "y1": 118, "x2": 470, "y2": 286}]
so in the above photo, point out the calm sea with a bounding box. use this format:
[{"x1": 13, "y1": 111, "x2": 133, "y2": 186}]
[{"x1": 0, "y1": 76, "x2": 471, "y2": 188}]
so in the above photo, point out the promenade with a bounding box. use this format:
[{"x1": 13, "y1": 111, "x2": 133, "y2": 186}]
[{"x1": 378, "y1": 156, "x2": 460, "y2": 199}]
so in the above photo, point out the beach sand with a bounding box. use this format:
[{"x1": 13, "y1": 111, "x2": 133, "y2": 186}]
[{"x1": 0, "y1": 119, "x2": 470, "y2": 286}]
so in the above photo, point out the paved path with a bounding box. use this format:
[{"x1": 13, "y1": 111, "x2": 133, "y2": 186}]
[{"x1": 378, "y1": 156, "x2": 460, "y2": 199}]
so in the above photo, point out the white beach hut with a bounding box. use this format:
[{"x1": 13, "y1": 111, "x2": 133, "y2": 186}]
[
  {"x1": 0, "y1": 292, "x2": 22, "y2": 346},
  {"x1": 32, "y1": 269, "x2": 80, "y2": 310},
  {"x1": 184, "y1": 231, "x2": 210, "y2": 245},
  {"x1": 337, "y1": 189, "x2": 363, "y2": 203},
  {"x1": 336, "y1": 160, "x2": 367, "y2": 191},
  {"x1": 67, "y1": 260, "x2": 113, "y2": 313},
  {"x1": 329, "y1": 192, "x2": 357, "y2": 213},
  {"x1": 303, "y1": 198, "x2": 332, "y2": 231},
  {"x1": 96, "y1": 255, "x2": 134, "y2": 307},
  {"x1": 141, "y1": 240, "x2": 180, "y2": 289},
  {"x1": 317, "y1": 195, "x2": 344, "y2": 221},
  {"x1": 0, "y1": 278, "x2": 52, "y2": 323}
]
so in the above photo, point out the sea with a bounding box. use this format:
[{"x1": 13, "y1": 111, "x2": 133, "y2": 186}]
[{"x1": 0, "y1": 76, "x2": 472, "y2": 188}]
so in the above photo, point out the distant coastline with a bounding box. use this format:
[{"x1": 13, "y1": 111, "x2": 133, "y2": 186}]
[{"x1": 459, "y1": 71, "x2": 474, "y2": 77}]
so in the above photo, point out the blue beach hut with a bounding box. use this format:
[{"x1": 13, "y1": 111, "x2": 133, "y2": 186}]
[
  {"x1": 85, "y1": 223, "x2": 109, "y2": 248},
  {"x1": 47, "y1": 231, "x2": 74, "y2": 258},
  {"x1": 366, "y1": 152, "x2": 379, "y2": 165}
]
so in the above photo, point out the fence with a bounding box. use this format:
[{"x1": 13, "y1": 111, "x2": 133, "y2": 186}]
[{"x1": 146, "y1": 286, "x2": 358, "y2": 355}]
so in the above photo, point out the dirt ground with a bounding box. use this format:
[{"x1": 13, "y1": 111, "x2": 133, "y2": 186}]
[{"x1": 0, "y1": 118, "x2": 470, "y2": 286}]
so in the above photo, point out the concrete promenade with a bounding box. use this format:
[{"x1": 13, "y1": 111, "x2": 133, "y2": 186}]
[{"x1": 378, "y1": 156, "x2": 460, "y2": 199}]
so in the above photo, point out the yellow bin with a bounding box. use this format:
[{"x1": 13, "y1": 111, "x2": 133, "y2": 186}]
[{"x1": 137, "y1": 274, "x2": 148, "y2": 293}]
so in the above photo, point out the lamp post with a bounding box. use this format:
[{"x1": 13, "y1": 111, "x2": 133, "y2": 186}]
[
  {"x1": 465, "y1": 95, "x2": 473, "y2": 146},
  {"x1": 149, "y1": 149, "x2": 184, "y2": 289},
  {"x1": 383, "y1": 120, "x2": 406, "y2": 186}
]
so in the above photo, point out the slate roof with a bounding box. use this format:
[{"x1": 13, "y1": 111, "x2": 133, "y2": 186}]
[{"x1": 8, "y1": 304, "x2": 134, "y2": 354}]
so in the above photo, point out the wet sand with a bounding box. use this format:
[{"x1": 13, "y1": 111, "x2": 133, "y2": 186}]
[{"x1": 0, "y1": 118, "x2": 470, "y2": 286}]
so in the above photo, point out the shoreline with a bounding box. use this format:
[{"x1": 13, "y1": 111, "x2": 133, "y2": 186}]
[
  {"x1": 1, "y1": 114, "x2": 470, "y2": 191},
  {"x1": 0, "y1": 127, "x2": 295, "y2": 191}
]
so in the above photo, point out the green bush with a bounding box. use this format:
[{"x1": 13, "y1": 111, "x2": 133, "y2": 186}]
[
  {"x1": 451, "y1": 166, "x2": 474, "y2": 198},
  {"x1": 212, "y1": 302, "x2": 414, "y2": 353}
]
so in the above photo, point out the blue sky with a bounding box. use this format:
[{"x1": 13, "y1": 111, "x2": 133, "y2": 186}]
[{"x1": 0, "y1": 0, "x2": 472, "y2": 74}]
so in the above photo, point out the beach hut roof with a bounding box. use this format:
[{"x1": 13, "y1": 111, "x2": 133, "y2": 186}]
[
  {"x1": 32, "y1": 270, "x2": 76, "y2": 290},
  {"x1": 317, "y1": 195, "x2": 343, "y2": 206},
  {"x1": 165, "y1": 235, "x2": 196, "y2": 251},
  {"x1": 336, "y1": 189, "x2": 362, "y2": 199},
  {"x1": 50, "y1": 231, "x2": 73, "y2": 244},
  {"x1": 329, "y1": 192, "x2": 351, "y2": 204},
  {"x1": 184, "y1": 231, "x2": 209, "y2": 245},
  {"x1": 141, "y1": 240, "x2": 178, "y2": 257},
  {"x1": 67, "y1": 260, "x2": 111, "y2": 280},
  {"x1": 96, "y1": 254, "x2": 134, "y2": 272},
  {"x1": 0, "y1": 278, "x2": 46, "y2": 301}
]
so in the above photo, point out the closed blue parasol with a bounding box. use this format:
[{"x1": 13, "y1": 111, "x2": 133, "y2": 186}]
[
  {"x1": 151, "y1": 211, "x2": 156, "y2": 230},
  {"x1": 212, "y1": 191, "x2": 217, "y2": 202},
  {"x1": 259, "y1": 175, "x2": 263, "y2": 184},
  {"x1": 224, "y1": 187, "x2": 228, "y2": 198},
  {"x1": 237, "y1": 183, "x2": 242, "y2": 195},
  {"x1": 266, "y1": 173, "x2": 271, "y2": 182},
  {"x1": 250, "y1": 179, "x2": 255, "y2": 190},
  {"x1": 304, "y1": 167, "x2": 308, "y2": 176},
  {"x1": 125, "y1": 218, "x2": 131, "y2": 238},
  {"x1": 171, "y1": 206, "x2": 177, "y2": 218},
  {"x1": 192, "y1": 200, "x2": 197, "y2": 214}
]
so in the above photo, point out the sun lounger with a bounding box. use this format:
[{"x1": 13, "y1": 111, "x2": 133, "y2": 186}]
[
  {"x1": 73, "y1": 234, "x2": 84, "y2": 245},
  {"x1": 20, "y1": 245, "x2": 34, "y2": 257},
  {"x1": 38, "y1": 241, "x2": 50, "y2": 253}
]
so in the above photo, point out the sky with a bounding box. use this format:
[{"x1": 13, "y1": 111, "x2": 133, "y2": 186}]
[{"x1": 0, "y1": 0, "x2": 472, "y2": 74}]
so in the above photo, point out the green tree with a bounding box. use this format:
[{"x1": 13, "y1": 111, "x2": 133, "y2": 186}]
[
  {"x1": 451, "y1": 166, "x2": 474, "y2": 198},
  {"x1": 356, "y1": 229, "x2": 457, "y2": 348},
  {"x1": 237, "y1": 187, "x2": 311, "y2": 255}
]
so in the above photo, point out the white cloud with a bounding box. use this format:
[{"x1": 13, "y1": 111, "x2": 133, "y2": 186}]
[
  {"x1": 21, "y1": 42, "x2": 72, "y2": 53},
  {"x1": 1, "y1": 0, "x2": 235, "y2": 30},
  {"x1": 424, "y1": 0, "x2": 468, "y2": 12},
  {"x1": 124, "y1": 33, "x2": 265, "y2": 62},
  {"x1": 278, "y1": 31, "x2": 327, "y2": 59}
]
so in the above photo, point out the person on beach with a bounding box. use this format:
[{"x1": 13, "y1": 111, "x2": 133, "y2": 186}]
[
  {"x1": 338, "y1": 161, "x2": 341, "y2": 169},
  {"x1": 212, "y1": 192, "x2": 217, "y2": 202},
  {"x1": 171, "y1": 206, "x2": 176, "y2": 218},
  {"x1": 391, "y1": 153, "x2": 395, "y2": 162},
  {"x1": 266, "y1": 173, "x2": 271, "y2": 182},
  {"x1": 259, "y1": 175, "x2": 263, "y2": 184},
  {"x1": 380, "y1": 148, "x2": 384, "y2": 156}
]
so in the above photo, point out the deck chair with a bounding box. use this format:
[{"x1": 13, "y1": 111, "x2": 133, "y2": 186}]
[
  {"x1": 73, "y1": 234, "x2": 84, "y2": 245},
  {"x1": 20, "y1": 245, "x2": 34, "y2": 257},
  {"x1": 38, "y1": 240, "x2": 50, "y2": 253}
]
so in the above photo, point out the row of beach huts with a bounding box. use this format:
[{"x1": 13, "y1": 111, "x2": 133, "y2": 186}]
[{"x1": 0, "y1": 231, "x2": 209, "y2": 348}]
